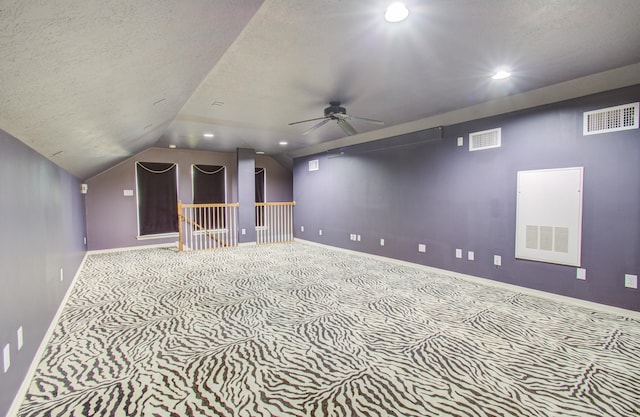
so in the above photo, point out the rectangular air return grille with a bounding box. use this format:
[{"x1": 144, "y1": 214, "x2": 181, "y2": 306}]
[
  {"x1": 469, "y1": 128, "x2": 501, "y2": 151},
  {"x1": 516, "y1": 167, "x2": 583, "y2": 267},
  {"x1": 308, "y1": 159, "x2": 319, "y2": 171},
  {"x1": 583, "y1": 102, "x2": 638, "y2": 135},
  {"x1": 525, "y1": 225, "x2": 569, "y2": 253}
]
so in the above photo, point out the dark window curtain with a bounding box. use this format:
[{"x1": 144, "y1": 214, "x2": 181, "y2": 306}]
[
  {"x1": 136, "y1": 162, "x2": 178, "y2": 235},
  {"x1": 193, "y1": 165, "x2": 226, "y2": 228},
  {"x1": 255, "y1": 168, "x2": 265, "y2": 226},
  {"x1": 193, "y1": 165, "x2": 225, "y2": 203}
]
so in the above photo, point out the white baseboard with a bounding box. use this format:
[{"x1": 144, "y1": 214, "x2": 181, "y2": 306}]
[
  {"x1": 88, "y1": 241, "x2": 178, "y2": 255},
  {"x1": 6, "y1": 253, "x2": 89, "y2": 417},
  {"x1": 294, "y1": 238, "x2": 640, "y2": 320},
  {"x1": 238, "y1": 241, "x2": 257, "y2": 247}
]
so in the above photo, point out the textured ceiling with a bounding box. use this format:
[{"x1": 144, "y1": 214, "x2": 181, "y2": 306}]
[{"x1": 2, "y1": 0, "x2": 640, "y2": 179}]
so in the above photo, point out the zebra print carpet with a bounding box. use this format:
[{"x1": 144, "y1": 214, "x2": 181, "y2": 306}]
[{"x1": 17, "y1": 242, "x2": 640, "y2": 416}]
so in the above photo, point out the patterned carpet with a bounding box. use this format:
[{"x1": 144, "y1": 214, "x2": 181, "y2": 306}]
[{"x1": 17, "y1": 242, "x2": 640, "y2": 416}]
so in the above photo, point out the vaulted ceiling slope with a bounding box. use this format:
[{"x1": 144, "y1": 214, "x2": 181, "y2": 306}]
[{"x1": 2, "y1": 0, "x2": 640, "y2": 180}]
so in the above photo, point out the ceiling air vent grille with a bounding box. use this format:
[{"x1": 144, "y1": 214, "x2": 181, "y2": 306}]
[
  {"x1": 469, "y1": 128, "x2": 501, "y2": 151},
  {"x1": 583, "y1": 102, "x2": 639, "y2": 135},
  {"x1": 308, "y1": 159, "x2": 319, "y2": 171}
]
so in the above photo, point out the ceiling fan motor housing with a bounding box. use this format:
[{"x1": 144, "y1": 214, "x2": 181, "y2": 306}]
[{"x1": 325, "y1": 101, "x2": 347, "y2": 117}]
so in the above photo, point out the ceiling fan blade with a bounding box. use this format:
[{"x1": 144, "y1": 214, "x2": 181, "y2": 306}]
[
  {"x1": 303, "y1": 118, "x2": 331, "y2": 135},
  {"x1": 288, "y1": 116, "x2": 328, "y2": 126},
  {"x1": 350, "y1": 116, "x2": 384, "y2": 125},
  {"x1": 336, "y1": 119, "x2": 358, "y2": 136}
]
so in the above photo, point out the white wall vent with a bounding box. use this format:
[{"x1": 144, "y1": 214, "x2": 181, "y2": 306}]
[
  {"x1": 583, "y1": 102, "x2": 639, "y2": 135},
  {"x1": 308, "y1": 159, "x2": 319, "y2": 171},
  {"x1": 469, "y1": 128, "x2": 501, "y2": 151}
]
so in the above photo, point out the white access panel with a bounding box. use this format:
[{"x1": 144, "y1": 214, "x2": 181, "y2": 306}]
[{"x1": 515, "y1": 167, "x2": 584, "y2": 266}]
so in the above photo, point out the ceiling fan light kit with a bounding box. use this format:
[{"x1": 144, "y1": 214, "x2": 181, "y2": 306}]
[{"x1": 289, "y1": 101, "x2": 384, "y2": 136}]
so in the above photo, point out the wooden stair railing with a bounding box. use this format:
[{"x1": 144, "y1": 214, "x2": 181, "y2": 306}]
[
  {"x1": 178, "y1": 201, "x2": 239, "y2": 251},
  {"x1": 255, "y1": 201, "x2": 296, "y2": 244}
]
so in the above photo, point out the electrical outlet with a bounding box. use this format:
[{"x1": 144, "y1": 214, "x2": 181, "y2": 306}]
[
  {"x1": 457, "y1": 137, "x2": 464, "y2": 147},
  {"x1": 418, "y1": 244, "x2": 426, "y2": 253},
  {"x1": 467, "y1": 251, "x2": 475, "y2": 261},
  {"x1": 3, "y1": 344, "x2": 9, "y2": 373},
  {"x1": 380, "y1": 238, "x2": 385, "y2": 246},
  {"x1": 318, "y1": 229, "x2": 322, "y2": 236},
  {"x1": 83, "y1": 236, "x2": 87, "y2": 245},
  {"x1": 17, "y1": 327, "x2": 23, "y2": 350},
  {"x1": 625, "y1": 274, "x2": 638, "y2": 289},
  {"x1": 455, "y1": 249, "x2": 462, "y2": 259},
  {"x1": 576, "y1": 268, "x2": 586, "y2": 280},
  {"x1": 241, "y1": 228, "x2": 246, "y2": 235},
  {"x1": 357, "y1": 235, "x2": 361, "y2": 242},
  {"x1": 300, "y1": 226, "x2": 304, "y2": 232},
  {"x1": 494, "y1": 255, "x2": 502, "y2": 266}
]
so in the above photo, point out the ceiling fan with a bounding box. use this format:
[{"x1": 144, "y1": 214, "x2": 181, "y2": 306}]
[{"x1": 288, "y1": 101, "x2": 384, "y2": 136}]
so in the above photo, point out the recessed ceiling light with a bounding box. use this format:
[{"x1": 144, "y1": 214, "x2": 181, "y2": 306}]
[
  {"x1": 385, "y1": 2, "x2": 409, "y2": 22},
  {"x1": 279, "y1": 141, "x2": 288, "y2": 146},
  {"x1": 203, "y1": 133, "x2": 214, "y2": 138},
  {"x1": 169, "y1": 144, "x2": 177, "y2": 149},
  {"x1": 492, "y1": 69, "x2": 512, "y2": 80}
]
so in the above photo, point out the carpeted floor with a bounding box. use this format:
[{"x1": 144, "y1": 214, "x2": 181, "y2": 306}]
[{"x1": 17, "y1": 242, "x2": 640, "y2": 416}]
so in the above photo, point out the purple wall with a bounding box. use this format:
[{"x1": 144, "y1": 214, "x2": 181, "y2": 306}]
[
  {"x1": 257, "y1": 154, "x2": 294, "y2": 202},
  {"x1": 0, "y1": 130, "x2": 87, "y2": 416},
  {"x1": 237, "y1": 148, "x2": 257, "y2": 243},
  {"x1": 293, "y1": 85, "x2": 640, "y2": 311},
  {"x1": 85, "y1": 147, "x2": 292, "y2": 251}
]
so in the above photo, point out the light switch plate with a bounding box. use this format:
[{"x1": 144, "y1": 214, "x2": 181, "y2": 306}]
[
  {"x1": 494, "y1": 255, "x2": 502, "y2": 266},
  {"x1": 123, "y1": 189, "x2": 134, "y2": 196},
  {"x1": 318, "y1": 229, "x2": 322, "y2": 236},
  {"x1": 418, "y1": 244, "x2": 426, "y2": 253},
  {"x1": 576, "y1": 268, "x2": 586, "y2": 280},
  {"x1": 457, "y1": 137, "x2": 464, "y2": 147},
  {"x1": 625, "y1": 274, "x2": 637, "y2": 289},
  {"x1": 468, "y1": 251, "x2": 475, "y2": 261},
  {"x1": 455, "y1": 249, "x2": 462, "y2": 259},
  {"x1": 380, "y1": 238, "x2": 385, "y2": 246}
]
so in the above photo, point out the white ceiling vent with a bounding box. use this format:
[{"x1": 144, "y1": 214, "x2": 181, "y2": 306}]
[
  {"x1": 583, "y1": 102, "x2": 639, "y2": 135},
  {"x1": 469, "y1": 128, "x2": 501, "y2": 151},
  {"x1": 308, "y1": 159, "x2": 319, "y2": 171}
]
